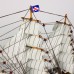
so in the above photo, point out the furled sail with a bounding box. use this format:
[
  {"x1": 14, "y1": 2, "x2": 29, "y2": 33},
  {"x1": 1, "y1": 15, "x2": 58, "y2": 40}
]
[
  {"x1": 2, "y1": 20, "x2": 48, "y2": 74},
  {"x1": 0, "y1": 19, "x2": 74, "y2": 74},
  {"x1": 0, "y1": 5, "x2": 74, "y2": 74}
]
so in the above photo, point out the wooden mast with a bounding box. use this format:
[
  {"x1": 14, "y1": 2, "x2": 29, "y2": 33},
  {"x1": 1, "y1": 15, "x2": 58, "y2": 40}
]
[{"x1": 30, "y1": 6, "x2": 32, "y2": 19}]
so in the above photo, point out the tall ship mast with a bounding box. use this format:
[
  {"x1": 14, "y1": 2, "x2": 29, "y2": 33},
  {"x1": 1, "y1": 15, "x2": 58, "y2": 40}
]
[{"x1": 0, "y1": 5, "x2": 74, "y2": 74}]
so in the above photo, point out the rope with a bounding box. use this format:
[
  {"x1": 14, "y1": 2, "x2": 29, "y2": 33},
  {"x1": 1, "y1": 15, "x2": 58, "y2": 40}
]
[
  {"x1": 40, "y1": 10, "x2": 64, "y2": 17},
  {"x1": 0, "y1": 20, "x2": 22, "y2": 28},
  {"x1": 0, "y1": 36, "x2": 14, "y2": 41},
  {"x1": 0, "y1": 21, "x2": 28, "y2": 38},
  {"x1": 0, "y1": 9, "x2": 29, "y2": 18}
]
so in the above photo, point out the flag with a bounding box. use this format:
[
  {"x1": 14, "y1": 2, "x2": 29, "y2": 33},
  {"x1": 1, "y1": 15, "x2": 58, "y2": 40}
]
[{"x1": 31, "y1": 5, "x2": 40, "y2": 12}]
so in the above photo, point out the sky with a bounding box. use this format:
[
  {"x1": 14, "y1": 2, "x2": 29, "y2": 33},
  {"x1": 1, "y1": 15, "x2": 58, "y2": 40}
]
[
  {"x1": 0, "y1": 0, "x2": 74, "y2": 46},
  {"x1": 0, "y1": 0, "x2": 74, "y2": 23}
]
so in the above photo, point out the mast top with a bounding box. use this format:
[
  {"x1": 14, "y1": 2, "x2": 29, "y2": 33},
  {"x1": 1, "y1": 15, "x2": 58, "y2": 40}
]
[
  {"x1": 21, "y1": 6, "x2": 40, "y2": 22},
  {"x1": 30, "y1": 6, "x2": 32, "y2": 19}
]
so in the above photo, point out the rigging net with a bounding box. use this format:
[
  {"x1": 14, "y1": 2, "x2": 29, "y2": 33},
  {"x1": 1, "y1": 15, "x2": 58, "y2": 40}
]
[{"x1": 0, "y1": 8, "x2": 74, "y2": 74}]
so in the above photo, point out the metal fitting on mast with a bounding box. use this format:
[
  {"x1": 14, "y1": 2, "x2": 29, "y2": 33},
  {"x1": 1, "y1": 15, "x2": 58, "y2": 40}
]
[{"x1": 64, "y1": 14, "x2": 67, "y2": 24}]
